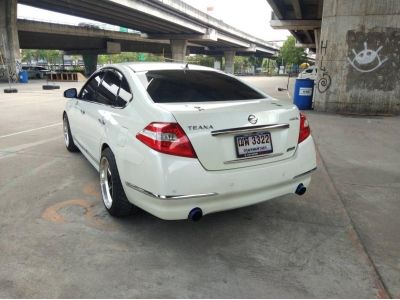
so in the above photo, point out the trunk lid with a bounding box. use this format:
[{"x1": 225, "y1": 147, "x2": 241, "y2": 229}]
[{"x1": 158, "y1": 99, "x2": 300, "y2": 171}]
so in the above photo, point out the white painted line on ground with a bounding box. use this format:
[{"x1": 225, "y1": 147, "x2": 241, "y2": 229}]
[{"x1": 0, "y1": 122, "x2": 62, "y2": 139}]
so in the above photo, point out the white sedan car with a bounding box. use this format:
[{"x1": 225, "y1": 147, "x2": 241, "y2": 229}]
[{"x1": 63, "y1": 63, "x2": 316, "y2": 221}]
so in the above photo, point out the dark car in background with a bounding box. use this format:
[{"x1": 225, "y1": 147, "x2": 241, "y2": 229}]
[{"x1": 22, "y1": 66, "x2": 50, "y2": 79}]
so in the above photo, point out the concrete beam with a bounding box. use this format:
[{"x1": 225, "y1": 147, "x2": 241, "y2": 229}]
[
  {"x1": 255, "y1": 46, "x2": 277, "y2": 55},
  {"x1": 145, "y1": 28, "x2": 218, "y2": 42},
  {"x1": 266, "y1": 0, "x2": 284, "y2": 19},
  {"x1": 217, "y1": 33, "x2": 250, "y2": 48},
  {"x1": 105, "y1": 0, "x2": 208, "y2": 34},
  {"x1": 295, "y1": 42, "x2": 316, "y2": 48},
  {"x1": 270, "y1": 19, "x2": 321, "y2": 30},
  {"x1": 291, "y1": 0, "x2": 303, "y2": 19}
]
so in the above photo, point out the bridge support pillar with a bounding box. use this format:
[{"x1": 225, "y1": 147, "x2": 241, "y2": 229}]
[
  {"x1": 314, "y1": 0, "x2": 400, "y2": 114},
  {"x1": 224, "y1": 50, "x2": 235, "y2": 74},
  {"x1": 0, "y1": 0, "x2": 21, "y2": 82},
  {"x1": 170, "y1": 39, "x2": 187, "y2": 62},
  {"x1": 82, "y1": 54, "x2": 98, "y2": 77}
]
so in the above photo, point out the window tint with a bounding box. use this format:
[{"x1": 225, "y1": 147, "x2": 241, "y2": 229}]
[
  {"x1": 116, "y1": 76, "x2": 132, "y2": 107},
  {"x1": 140, "y1": 70, "x2": 264, "y2": 103},
  {"x1": 80, "y1": 72, "x2": 103, "y2": 101},
  {"x1": 96, "y1": 71, "x2": 121, "y2": 105}
]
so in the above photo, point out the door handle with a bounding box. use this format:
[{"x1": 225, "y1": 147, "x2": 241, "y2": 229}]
[
  {"x1": 80, "y1": 109, "x2": 85, "y2": 115},
  {"x1": 98, "y1": 117, "x2": 106, "y2": 125}
]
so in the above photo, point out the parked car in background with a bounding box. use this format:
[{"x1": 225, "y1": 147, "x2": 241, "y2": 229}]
[
  {"x1": 62, "y1": 63, "x2": 317, "y2": 221},
  {"x1": 298, "y1": 65, "x2": 317, "y2": 80},
  {"x1": 22, "y1": 66, "x2": 50, "y2": 79}
]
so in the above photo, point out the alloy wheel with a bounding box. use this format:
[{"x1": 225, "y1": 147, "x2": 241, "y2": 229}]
[{"x1": 100, "y1": 157, "x2": 113, "y2": 209}]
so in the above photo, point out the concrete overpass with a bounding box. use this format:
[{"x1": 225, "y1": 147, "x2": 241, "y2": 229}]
[
  {"x1": 16, "y1": 19, "x2": 276, "y2": 57},
  {"x1": 267, "y1": 0, "x2": 322, "y2": 49},
  {"x1": 268, "y1": 0, "x2": 400, "y2": 115},
  {"x1": 0, "y1": 0, "x2": 279, "y2": 81}
]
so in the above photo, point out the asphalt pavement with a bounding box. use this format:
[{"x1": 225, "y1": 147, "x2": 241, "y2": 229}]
[{"x1": 0, "y1": 77, "x2": 398, "y2": 298}]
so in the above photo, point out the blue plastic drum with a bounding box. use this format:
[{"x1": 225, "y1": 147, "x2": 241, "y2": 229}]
[
  {"x1": 293, "y1": 79, "x2": 314, "y2": 110},
  {"x1": 18, "y1": 70, "x2": 29, "y2": 83}
]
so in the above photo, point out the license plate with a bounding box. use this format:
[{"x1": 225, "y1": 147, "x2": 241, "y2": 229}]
[{"x1": 235, "y1": 132, "x2": 273, "y2": 158}]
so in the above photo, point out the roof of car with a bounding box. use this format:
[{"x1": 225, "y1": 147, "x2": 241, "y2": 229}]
[{"x1": 112, "y1": 62, "x2": 217, "y2": 73}]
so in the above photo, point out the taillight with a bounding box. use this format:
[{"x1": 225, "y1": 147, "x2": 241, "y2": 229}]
[
  {"x1": 298, "y1": 112, "x2": 311, "y2": 143},
  {"x1": 136, "y1": 122, "x2": 197, "y2": 158}
]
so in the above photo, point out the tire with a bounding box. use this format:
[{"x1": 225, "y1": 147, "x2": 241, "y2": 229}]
[
  {"x1": 43, "y1": 85, "x2": 60, "y2": 90},
  {"x1": 100, "y1": 148, "x2": 136, "y2": 217},
  {"x1": 63, "y1": 114, "x2": 79, "y2": 152}
]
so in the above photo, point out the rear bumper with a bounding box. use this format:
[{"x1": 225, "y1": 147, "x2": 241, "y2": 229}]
[{"x1": 122, "y1": 136, "x2": 317, "y2": 220}]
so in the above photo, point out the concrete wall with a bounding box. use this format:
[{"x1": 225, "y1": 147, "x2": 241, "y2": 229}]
[{"x1": 315, "y1": 0, "x2": 400, "y2": 114}]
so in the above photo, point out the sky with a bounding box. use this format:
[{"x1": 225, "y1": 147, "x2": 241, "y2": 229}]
[{"x1": 17, "y1": 0, "x2": 289, "y2": 43}]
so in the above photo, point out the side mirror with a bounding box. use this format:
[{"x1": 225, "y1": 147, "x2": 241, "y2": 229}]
[{"x1": 64, "y1": 88, "x2": 77, "y2": 99}]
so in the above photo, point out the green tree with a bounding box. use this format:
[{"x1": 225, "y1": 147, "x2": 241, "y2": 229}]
[
  {"x1": 277, "y1": 36, "x2": 306, "y2": 69},
  {"x1": 262, "y1": 58, "x2": 278, "y2": 75},
  {"x1": 248, "y1": 56, "x2": 264, "y2": 68},
  {"x1": 21, "y1": 49, "x2": 62, "y2": 64},
  {"x1": 186, "y1": 55, "x2": 214, "y2": 67}
]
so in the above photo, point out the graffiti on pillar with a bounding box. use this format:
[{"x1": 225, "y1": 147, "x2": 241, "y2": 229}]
[
  {"x1": 0, "y1": 60, "x2": 20, "y2": 82},
  {"x1": 317, "y1": 67, "x2": 332, "y2": 93},
  {"x1": 317, "y1": 40, "x2": 332, "y2": 93},
  {"x1": 347, "y1": 42, "x2": 388, "y2": 73},
  {"x1": 0, "y1": 66, "x2": 7, "y2": 79},
  {"x1": 346, "y1": 28, "x2": 400, "y2": 91}
]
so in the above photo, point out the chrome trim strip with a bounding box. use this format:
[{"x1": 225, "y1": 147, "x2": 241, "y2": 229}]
[
  {"x1": 125, "y1": 182, "x2": 218, "y2": 200},
  {"x1": 211, "y1": 123, "x2": 290, "y2": 136},
  {"x1": 293, "y1": 167, "x2": 317, "y2": 179},
  {"x1": 224, "y1": 152, "x2": 284, "y2": 164}
]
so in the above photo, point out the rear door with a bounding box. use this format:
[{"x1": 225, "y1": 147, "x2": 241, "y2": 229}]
[
  {"x1": 142, "y1": 69, "x2": 300, "y2": 171},
  {"x1": 81, "y1": 70, "x2": 120, "y2": 162},
  {"x1": 82, "y1": 69, "x2": 133, "y2": 163}
]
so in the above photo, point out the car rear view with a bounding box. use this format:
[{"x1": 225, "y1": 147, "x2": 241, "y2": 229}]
[{"x1": 123, "y1": 65, "x2": 317, "y2": 220}]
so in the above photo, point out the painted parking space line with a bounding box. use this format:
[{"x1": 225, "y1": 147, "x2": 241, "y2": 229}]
[{"x1": 0, "y1": 122, "x2": 62, "y2": 139}]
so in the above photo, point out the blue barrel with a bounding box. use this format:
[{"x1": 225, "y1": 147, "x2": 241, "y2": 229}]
[
  {"x1": 293, "y1": 79, "x2": 314, "y2": 110},
  {"x1": 18, "y1": 70, "x2": 29, "y2": 83}
]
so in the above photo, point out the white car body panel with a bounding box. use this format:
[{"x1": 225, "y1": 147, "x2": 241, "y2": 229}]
[{"x1": 64, "y1": 62, "x2": 317, "y2": 220}]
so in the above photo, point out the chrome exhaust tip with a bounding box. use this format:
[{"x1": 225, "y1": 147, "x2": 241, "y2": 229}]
[{"x1": 188, "y1": 207, "x2": 203, "y2": 221}]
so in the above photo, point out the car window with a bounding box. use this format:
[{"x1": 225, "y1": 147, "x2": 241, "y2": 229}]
[
  {"x1": 80, "y1": 72, "x2": 104, "y2": 101},
  {"x1": 139, "y1": 70, "x2": 264, "y2": 103},
  {"x1": 95, "y1": 70, "x2": 121, "y2": 106},
  {"x1": 305, "y1": 69, "x2": 312, "y2": 73},
  {"x1": 116, "y1": 76, "x2": 132, "y2": 107}
]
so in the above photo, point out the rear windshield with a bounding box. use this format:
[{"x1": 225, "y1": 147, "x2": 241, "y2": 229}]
[{"x1": 138, "y1": 70, "x2": 265, "y2": 103}]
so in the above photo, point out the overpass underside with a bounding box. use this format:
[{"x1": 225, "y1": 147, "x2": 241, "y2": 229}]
[
  {"x1": 0, "y1": 0, "x2": 279, "y2": 81},
  {"x1": 268, "y1": 0, "x2": 400, "y2": 115}
]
